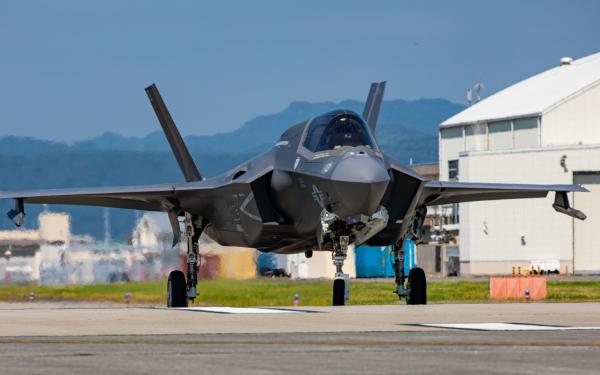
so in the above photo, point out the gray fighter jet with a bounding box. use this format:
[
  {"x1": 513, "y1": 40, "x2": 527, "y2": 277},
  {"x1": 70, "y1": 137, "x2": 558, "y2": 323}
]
[{"x1": 0, "y1": 82, "x2": 587, "y2": 307}]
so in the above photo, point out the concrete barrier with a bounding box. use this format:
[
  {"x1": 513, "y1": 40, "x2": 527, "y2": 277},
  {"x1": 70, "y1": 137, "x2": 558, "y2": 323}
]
[{"x1": 489, "y1": 276, "x2": 547, "y2": 299}]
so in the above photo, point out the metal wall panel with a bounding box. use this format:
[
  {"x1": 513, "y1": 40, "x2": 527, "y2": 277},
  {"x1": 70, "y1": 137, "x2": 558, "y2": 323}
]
[
  {"x1": 465, "y1": 123, "x2": 487, "y2": 151},
  {"x1": 514, "y1": 117, "x2": 539, "y2": 149},
  {"x1": 543, "y1": 82, "x2": 600, "y2": 146},
  {"x1": 488, "y1": 120, "x2": 512, "y2": 150}
]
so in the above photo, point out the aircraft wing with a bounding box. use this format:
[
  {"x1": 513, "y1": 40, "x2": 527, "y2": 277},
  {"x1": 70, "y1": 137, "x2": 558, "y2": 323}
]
[
  {"x1": 0, "y1": 181, "x2": 214, "y2": 232},
  {"x1": 420, "y1": 180, "x2": 588, "y2": 220},
  {"x1": 0, "y1": 183, "x2": 186, "y2": 212},
  {"x1": 0, "y1": 182, "x2": 216, "y2": 244}
]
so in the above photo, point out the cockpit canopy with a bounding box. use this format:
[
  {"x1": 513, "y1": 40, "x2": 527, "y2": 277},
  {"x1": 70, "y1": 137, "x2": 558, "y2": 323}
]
[{"x1": 303, "y1": 111, "x2": 377, "y2": 152}]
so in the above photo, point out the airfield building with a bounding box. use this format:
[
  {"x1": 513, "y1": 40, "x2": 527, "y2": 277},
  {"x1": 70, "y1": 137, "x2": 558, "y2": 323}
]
[{"x1": 439, "y1": 52, "x2": 600, "y2": 275}]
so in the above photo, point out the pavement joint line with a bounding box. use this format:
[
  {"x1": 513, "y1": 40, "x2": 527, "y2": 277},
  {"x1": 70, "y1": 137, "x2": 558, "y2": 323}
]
[{"x1": 2, "y1": 338, "x2": 600, "y2": 347}]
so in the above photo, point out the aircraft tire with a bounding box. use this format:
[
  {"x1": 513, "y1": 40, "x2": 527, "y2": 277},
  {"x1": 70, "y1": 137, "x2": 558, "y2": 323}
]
[
  {"x1": 332, "y1": 278, "x2": 346, "y2": 306},
  {"x1": 167, "y1": 270, "x2": 188, "y2": 308},
  {"x1": 406, "y1": 267, "x2": 427, "y2": 305}
]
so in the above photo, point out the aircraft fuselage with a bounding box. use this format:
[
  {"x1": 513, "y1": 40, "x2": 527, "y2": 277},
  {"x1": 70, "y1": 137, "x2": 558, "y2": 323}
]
[{"x1": 198, "y1": 110, "x2": 424, "y2": 254}]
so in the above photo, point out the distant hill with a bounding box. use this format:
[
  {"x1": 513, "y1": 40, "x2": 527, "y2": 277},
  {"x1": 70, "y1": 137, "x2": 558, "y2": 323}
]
[{"x1": 0, "y1": 98, "x2": 464, "y2": 239}]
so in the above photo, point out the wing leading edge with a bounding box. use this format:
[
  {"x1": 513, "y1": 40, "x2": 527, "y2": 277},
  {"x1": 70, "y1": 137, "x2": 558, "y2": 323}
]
[
  {"x1": 420, "y1": 180, "x2": 587, "y2": 220},
  {"x1": 0, "y1": 182, "x2": 204, "y2": 227}
]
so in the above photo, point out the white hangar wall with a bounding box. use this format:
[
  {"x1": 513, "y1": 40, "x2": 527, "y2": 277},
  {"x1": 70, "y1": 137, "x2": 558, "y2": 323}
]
[
  {"x1": 542, "y1": 81, "x2": 600, "y2": 147},
  {"x1": 459, "y1": 145, "x2": 600, "y2": 275}
]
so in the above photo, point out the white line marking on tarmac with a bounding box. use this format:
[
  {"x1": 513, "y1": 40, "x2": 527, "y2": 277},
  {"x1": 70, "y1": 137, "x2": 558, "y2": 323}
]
[
  {"x1": 169, "y1": 307, "x2": 303, "y2": 314},
  {"x1": 420, "y1": 323, "x2": 600, "y2": 331}
]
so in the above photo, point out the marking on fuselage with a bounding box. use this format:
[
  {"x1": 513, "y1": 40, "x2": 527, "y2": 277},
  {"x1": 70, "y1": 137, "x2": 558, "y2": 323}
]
[
  {"x1": 240, "y1": 192, "x2": 262, "y2": 222},
  {"x1": 275, "y1": 140, "x2": 289, "y2": 147},
  {"x1": 297, "y1": 177, "x2": 306, "y2": 189},
  {"x1": 230, "y1": 193, "x2": 243, "y2": 222},
  {"x1": 312, "y1": 185, "x2": 325, "y2": 208},
  {"x1": 294, "y1": 157, "x2": 301, "y2": 170},
  {"x1": 313, "y1": 152, "x2": 330, "y2": 159}
]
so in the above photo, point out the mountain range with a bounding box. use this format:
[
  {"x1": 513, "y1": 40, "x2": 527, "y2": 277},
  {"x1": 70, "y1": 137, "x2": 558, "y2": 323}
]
[{"x1": 0, "y1": 98, "x2": 464, "y2": 240}]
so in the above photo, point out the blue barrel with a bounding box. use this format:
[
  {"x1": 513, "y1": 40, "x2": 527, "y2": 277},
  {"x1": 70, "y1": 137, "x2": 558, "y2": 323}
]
[{"x1": 355, "y1": 246, "x2": 395, "y2": 278}]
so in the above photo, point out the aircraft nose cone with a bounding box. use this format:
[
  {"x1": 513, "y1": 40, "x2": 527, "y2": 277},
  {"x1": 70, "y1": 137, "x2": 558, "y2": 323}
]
[{"x1": 330, "y1": 154, "x2": 390, "y2": 218}]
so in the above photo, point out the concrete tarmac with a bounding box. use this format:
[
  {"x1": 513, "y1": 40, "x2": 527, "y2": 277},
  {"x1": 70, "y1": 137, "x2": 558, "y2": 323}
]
[{"x1": 1, "y1": 302, "x2": 600, "y2": 374}]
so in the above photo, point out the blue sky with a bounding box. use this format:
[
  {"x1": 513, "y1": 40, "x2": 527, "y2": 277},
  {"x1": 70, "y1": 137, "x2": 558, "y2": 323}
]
[{"x1": 1, "y1": 0, "x2": 599, "y2": 141}]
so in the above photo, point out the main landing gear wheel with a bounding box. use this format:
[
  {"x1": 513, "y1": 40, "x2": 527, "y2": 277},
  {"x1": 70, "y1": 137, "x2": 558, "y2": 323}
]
[
  {"x1": 406, "y1": 267, "x2": 427, "y2": 305},
  {"x1": 332, "y1": 278, "x2": 346, "y2": 306},
  {"x1": 167, "y1": 270, "x2": 188, "y2": 308}
]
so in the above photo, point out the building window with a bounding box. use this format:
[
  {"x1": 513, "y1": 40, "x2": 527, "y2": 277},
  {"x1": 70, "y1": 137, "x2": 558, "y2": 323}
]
[{"x1": 448, "y1": 160, "x2": 459, "y2": 180}]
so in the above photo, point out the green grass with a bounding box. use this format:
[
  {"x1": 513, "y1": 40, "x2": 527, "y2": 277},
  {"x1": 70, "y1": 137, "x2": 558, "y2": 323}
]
[
  {"x1": 547, "y1": 281, "x2": 600, "y2": 301},
  {"x1": 0, "y1": 279, "x2": 598, "y2": 306}
]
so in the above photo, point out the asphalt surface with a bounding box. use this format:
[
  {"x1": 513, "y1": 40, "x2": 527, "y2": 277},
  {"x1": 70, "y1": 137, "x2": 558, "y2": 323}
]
[{"x1": 1, "y1": 302, "x2": 600, "y2": 374}]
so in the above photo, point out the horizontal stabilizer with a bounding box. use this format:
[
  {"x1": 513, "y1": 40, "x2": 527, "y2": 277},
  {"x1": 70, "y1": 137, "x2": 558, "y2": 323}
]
[{"x1": 145, "y1": 84, "x2": 203, "y2": 182}]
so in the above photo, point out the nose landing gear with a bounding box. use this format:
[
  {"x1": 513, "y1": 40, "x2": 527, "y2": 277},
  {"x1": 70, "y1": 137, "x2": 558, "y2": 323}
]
[{"x1": 332, "y1": 235, "x2": 350, "y2": 306}]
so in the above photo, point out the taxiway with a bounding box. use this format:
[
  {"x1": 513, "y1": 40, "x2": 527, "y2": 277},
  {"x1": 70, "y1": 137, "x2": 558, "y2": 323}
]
[{"x1": 1, "y1": 302, "x2": 599, "y2": 374}]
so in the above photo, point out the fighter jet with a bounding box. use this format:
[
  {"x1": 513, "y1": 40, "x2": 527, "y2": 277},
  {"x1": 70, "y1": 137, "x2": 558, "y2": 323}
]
[{"x1": 0, "y1": 82, "x2": 587, "y2": 307}]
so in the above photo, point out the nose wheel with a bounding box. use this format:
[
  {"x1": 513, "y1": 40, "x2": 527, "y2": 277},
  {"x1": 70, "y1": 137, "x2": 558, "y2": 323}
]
[{"x1": 332, "y1": 278, "x2": 346, "y2": 306}]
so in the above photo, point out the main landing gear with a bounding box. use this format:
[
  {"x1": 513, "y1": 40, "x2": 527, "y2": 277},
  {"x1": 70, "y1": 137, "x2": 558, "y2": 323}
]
[
  {"x1": 392, "y1": 240, "x2": 427, "y2": 305},
  {"x1": 167, "y1": 213, "x2": 202, "y2": 308},
  {"x1": 332, "y1": 235, "x2": 350, "y2": 306}
]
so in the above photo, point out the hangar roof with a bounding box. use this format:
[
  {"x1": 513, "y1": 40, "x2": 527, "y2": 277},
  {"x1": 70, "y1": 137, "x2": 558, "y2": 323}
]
[{"x1": 441, "y1": 52, "x2": 600, "y2": 128}]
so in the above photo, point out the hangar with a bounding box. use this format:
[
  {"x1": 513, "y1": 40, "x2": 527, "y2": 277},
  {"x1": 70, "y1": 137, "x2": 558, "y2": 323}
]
[{"x1": 439, "y1": 52, "x2": 600, "y2": 275}]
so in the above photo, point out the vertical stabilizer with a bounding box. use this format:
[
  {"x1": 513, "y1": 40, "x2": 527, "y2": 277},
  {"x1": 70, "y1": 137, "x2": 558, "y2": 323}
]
[
  {"x1": 145, "y1": 84, "x2": 203, "y2": 182},
  {"x1": 363, "y1": 81, "x2": 386, "y2": 135}
]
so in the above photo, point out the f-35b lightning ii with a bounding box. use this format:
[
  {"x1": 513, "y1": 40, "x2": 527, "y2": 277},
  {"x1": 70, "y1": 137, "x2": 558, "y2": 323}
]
[{"x1": 0, "y1": 82, "x2": 587, "y2": 307}]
